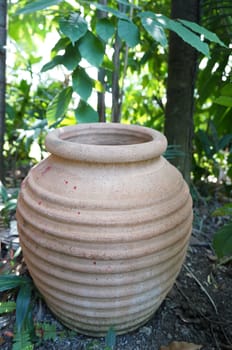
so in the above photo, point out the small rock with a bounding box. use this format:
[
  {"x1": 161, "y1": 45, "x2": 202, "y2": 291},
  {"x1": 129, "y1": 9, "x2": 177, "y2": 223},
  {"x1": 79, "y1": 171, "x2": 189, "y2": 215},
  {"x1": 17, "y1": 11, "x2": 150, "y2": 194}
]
[{"x1": 139, "y1": 326, "x2": 152, "y2": 336}]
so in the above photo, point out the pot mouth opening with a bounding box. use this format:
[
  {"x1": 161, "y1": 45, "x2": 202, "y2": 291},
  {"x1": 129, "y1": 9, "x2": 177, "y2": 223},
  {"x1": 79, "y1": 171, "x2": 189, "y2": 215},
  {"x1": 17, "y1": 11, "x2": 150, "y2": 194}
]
[
  {"x1": 62, "y1": 129, "x2": 153, "y2": 146},
  {"x1": 45, "y1": 123, "x2": 167, "y2": 163}
]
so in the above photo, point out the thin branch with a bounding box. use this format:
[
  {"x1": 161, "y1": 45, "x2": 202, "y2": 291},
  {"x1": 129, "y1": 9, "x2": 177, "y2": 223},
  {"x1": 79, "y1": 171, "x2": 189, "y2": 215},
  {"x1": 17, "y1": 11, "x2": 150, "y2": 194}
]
[
  {"x1": 111, "y1": 1, "x2": 134, "y2": 123},
  {"x1": 183, "y1": 263, "x2": 218, "y2": 314}
]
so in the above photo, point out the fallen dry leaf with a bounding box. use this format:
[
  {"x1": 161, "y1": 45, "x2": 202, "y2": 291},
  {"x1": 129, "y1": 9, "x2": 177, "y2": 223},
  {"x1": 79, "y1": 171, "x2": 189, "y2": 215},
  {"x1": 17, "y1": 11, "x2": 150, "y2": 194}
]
[{"x1": 160, "y1": 341, "x2": 202, "y2": 350}]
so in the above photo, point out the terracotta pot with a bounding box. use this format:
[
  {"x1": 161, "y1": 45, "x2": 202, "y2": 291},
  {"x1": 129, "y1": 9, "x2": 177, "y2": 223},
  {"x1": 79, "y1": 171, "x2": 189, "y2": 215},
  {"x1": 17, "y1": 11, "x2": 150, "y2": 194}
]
[{"x1": 16, "y1": 123, "x2": 192, "y2": 336}]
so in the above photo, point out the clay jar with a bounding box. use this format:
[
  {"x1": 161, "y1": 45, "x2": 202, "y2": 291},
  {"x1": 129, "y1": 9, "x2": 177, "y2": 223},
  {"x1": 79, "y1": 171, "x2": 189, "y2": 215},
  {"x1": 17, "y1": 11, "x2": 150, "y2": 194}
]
[{"x1": 16, "y1": 123, "x2": 193, "y2": 336}]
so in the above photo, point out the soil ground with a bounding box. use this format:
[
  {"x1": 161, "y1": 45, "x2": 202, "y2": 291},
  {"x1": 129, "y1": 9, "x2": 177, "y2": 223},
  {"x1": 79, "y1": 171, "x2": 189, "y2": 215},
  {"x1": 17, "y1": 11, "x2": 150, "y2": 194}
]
[{"x1": 0, "y1": 187, "x2": 232, "y2": 350}]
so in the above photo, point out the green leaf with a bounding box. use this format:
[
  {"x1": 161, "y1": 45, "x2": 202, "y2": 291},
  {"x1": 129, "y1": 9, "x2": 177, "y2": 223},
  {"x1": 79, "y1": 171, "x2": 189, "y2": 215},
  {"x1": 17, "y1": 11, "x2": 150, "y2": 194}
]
[
  {"x1": 140, "y1": 16, "x2": 167, "y2": 47},
  {"x1": 75, "y1": 101, "x2": 98, "y2": 123},
  {"x1": 214, "y1": 96, "x2": 232, "y2": 107},
  {"x1": 178, "y1": 19, "x2": 227, "y2": 48},
  {"x1": 213, "y1": 222, "x2": 232, "y2": 258},
  {"x1": 0, "y1": 182, "x2": 9, "y2": 203},
  {"x1": 0, "y1": 301, "x2": 16, "y2": 314},
  {"x1": 59, "y1": 13, "x2": 88, "y2": 45},
  {"x1": 16, "y1": 284, "x2": 32, "y2": 332},
  {"x1": 218, "y1": 134, "x2": 232, "y2": 150},
  {"x1": 36, "y1": 322, "x2": 56, "y2": 341},
  {"x1": 89, "y1": 3, "x2": 129, "y2": 20},
  {"x1": 165, "y1": 17, "x2": 210, "y2": 57},
  {"x1": 96, "y1": 18, "x2": 115, "y2": 42},
  {"x1": 0, "y1": 275, "x2": 28, "y2": 292},
  {"x1": 72, "y1": 67, "x2": 93, "y2": 101},
  {"x1": 105, "y1": 326, "x2": 116, "y2": 349},
  {"x1": 42, "y1": 44, "x2": 81, "y2": 72},
  {"x1": 118, "y1": 20, "x2": 139, "y2": 47},
  {"x1": 41, "y1": 56, "x2": 63, "y2": 73},
  {"x1": 221, "y1": 84, "x2": 232, "y2": 96},
  {"x1": 62, "y1": 43, "x2": 81, "y2": 70},
  {"x1": 13, "y1": 327, "x2": 33, "y2": 350},
  {"x1": 46, "y1": 87, "x2": 73, "y2": 126},
  {"x1": 213, "y1": 203, "x2": 232, "y2": 217},
  {"x1": 4, "y1": 198, "x2": 18, "y2": 212},
  {"x1": 139, "y1": 12, "x2": 210, "y2": 57},
  {"x1": 16, "y1": 0, "x2": 62, "y2": 15},
  {"x1": 79, "y1": 31, "x2": 105, "y2": 67},
  {"x1": 52, "y1": 37, "x2": 70, "y2": 53}
]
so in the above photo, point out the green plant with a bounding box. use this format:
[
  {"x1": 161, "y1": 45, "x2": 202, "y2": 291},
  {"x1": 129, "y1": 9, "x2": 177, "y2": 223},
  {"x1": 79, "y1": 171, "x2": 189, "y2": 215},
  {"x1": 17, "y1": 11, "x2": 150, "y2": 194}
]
[
  {"x1": 86, "y1": 327, "x2": 116, "y2": 350},
  {"x1": 0, "y1": 274, "x2": 34, "y2": 350},
  {"x1": 0, "y1": 181, "x2": 18, "y2": 226},
  {"x1": 5, "y1": 77, "x2": 65, "y2": 180},
  {"x1": 212, "y1": 203, "x2": 232, "y2": 259},
  {"x1": 15, "y1": 0, "x2": 225, "y2": 126}
]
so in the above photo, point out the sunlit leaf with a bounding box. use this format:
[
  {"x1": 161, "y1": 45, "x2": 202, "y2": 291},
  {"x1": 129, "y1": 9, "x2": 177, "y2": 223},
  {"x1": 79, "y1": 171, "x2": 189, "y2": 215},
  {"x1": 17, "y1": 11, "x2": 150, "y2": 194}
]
[
  {"x1": 59, "y1": 114, "x2": 76, "y2": 126},
  {"x1": 79, "y1": 31, "x2": 105, "y2": 67},
  {"x1": 46, "y1": 87, "x2": 73, "y2": 126},
  {"x1": 118, "y1": 19, "x2": 139, "y2": 47},
  {"x1": 52, "y1": 37, "x2": 70, "y2": 53},
  {"x1": 59, "y1": 13, "x2": 88, "y2": 45},
  {"x1": 214, "y1": 96, "x2": 232, "y2": 107},
  {"x1": 16, "y1": 0, "x2": 62, "y2": 15},
  {"x1": 41, "y1": 56, "x2": 63, "y2": 72},
  {"x1": 89, "y1": 3, "x2": 129, "y2": 20},
  {"x1": 75, "y1": 101, "x2": 98, "y2": 123},
  {"x1": 213, "y1": 223, "x2": 232, "y2": 258},
  {"x1": 96, "y1": 18, "x2": 115, "y2": 42},
  {"x1": 178, "y1": 19, "x2": 227, "y2": 47},
  {"x1": 72, "y1": 67, "x2": 93, "y2": 101},
  {"x1": 140, "y1": 16, "x2": 167, "y2": 47},
  {"x1": 0, "y1": 302, "x2": 16, "y2": 314},
  {"x1": 94, "y1": 80, "x2": 105, "y2": 93},
  {"x1": 139, "y1": 12, "x2": 210, "y2": 57},
  {"x1": 117, "y1": 0, "x2": 140, "y2": 10}
]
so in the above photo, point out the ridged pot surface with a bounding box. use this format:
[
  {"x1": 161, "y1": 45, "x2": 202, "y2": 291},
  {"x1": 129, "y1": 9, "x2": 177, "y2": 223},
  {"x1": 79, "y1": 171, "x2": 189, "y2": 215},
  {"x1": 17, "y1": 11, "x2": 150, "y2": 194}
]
[{"x1": 16, "y1": 123, "x2": 192, "y2": 336}]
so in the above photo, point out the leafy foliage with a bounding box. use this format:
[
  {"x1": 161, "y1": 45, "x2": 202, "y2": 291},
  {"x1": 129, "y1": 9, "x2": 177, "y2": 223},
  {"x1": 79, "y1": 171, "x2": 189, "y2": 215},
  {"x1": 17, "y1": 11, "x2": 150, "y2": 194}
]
[
  {"x1": 0, "y1": 275, "x2": 34, "y2": 349},
  {"x1": 0, "y1": 182, "x2": 18, "y2": 226},
  {"x1": 17, "y1": 0, "x2": 224, "y2": 127},
  {"x1": 35, "y1": 322, "x2": 57, "y2": 342},
  {"x1": 213, "y1": 203, "x2": 232, "y2": 259},
  {"x1": 0, "y1": 301, "x2": 16, "y2": 313},
  {"x1": 46, "y1": 87, "x2": 73, "y2": 126}
]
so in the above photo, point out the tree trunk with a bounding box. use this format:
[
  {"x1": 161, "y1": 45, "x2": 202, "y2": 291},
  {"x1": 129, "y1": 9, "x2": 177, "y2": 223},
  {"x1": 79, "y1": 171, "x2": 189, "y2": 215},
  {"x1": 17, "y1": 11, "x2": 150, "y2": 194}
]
[
  {"x1": 0, "y1": 0, "x2": 7, "y2": 183},
  {"x1": 164, "y1": 0, "x2": 200, "y2": 184}
]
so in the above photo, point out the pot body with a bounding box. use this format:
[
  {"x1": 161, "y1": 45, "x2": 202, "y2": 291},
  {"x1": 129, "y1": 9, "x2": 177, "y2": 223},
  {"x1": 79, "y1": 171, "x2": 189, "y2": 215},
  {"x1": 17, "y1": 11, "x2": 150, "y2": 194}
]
[{"x1": 16, "y1": 123, "x2": 192, "y2": 336}]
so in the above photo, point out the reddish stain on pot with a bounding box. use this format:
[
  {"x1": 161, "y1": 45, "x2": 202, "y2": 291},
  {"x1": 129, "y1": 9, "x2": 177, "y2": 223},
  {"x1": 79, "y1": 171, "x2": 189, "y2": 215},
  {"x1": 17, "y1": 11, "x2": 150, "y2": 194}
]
[
  {"x1": 21, "y1": 178, "x2": 27, "y2": 188},
  {"x1": 41, "y1": 166, "x2": 51, "y2": 176},
  {"x1": 93, "y1": 261, "x2": 96, "y2": 265},
  {"x1": 64, "y1": 180, "x2": 68, "y2": 184},
  {"x1": 77, "y1": 211, "x2": 80, "y2": 215},
  {"x1": 73, "y1": 186, "x2": 77, "y2": 190},
  {"x1": 38, "y1": 201, "x2": 42, "y2": 205}
]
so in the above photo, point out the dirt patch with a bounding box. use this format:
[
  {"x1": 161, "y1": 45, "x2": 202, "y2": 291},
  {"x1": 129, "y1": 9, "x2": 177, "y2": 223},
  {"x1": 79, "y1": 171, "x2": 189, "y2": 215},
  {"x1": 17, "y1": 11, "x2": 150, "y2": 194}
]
[{"x1": 1, "y1": 197, "x2": 232, "y2": 350}]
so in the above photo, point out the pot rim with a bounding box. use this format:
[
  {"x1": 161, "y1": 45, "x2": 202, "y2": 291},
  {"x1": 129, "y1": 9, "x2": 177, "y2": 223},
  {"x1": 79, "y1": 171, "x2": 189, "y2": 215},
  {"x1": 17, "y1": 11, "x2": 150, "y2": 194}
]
[{"x1": 45, "y1": 123, "x2": 167, "y2": 163}]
